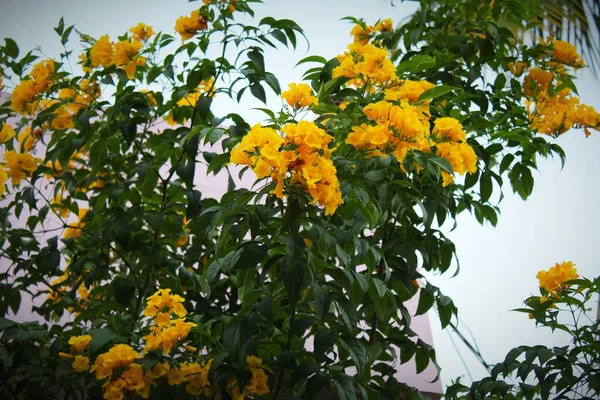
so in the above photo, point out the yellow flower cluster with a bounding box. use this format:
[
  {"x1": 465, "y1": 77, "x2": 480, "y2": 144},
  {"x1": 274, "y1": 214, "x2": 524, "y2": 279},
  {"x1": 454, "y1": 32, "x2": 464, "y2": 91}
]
[
  {"x1": 549, "y1": 39, "x2": 585, "y2": 69},
  {"x1": 143, "y1": 288, "x2": 187, "y2": 321},
  {"x1": 2, "y1": 150, "x2": 42, "y2": 186},
  {"x1": 227, "y1": 356, "x2": 270, "y2": 400},
  {"x1": 142, "y1": 289, "x2": 196, "y2": 355},
  {"x1": 59, "y1": 334, "x2": 92, "y2": 373},
  {"x1": 536, "y1": 261, "x2": 579, "y2": 295},
  {"x1": 130, "y1": 23, "x2": 154, "y2": 42},
  {"x1": 521, "y1": 40, "x2": 600, "y2": 137},
  {"x1": 165, "y1": 360, "x2": 213, "y2": 396},
  {"x1": 281, "y1": 83, "x2": 317, "y2": 109},
  {"x1": 230, "y1": 121, "x2": 343, "y2": 214},
  {"x1": 350, "y1": 19, "x2": 393, "y2": 45},
  {"x1": 346, "y1": 98, "x2": 476, "y2": 186},
  {"x1": 88, "y1": 31, "x2": 148, "y2": 79},
  {"x1": 175, "y1": 9, "x2": 208, "y2": 41},
  {"x1": 330, "y1": 24, "x2": 478, "y2": 186},
  {"x1": 333, "y1": 42, "x2": 396, "y2": 88},
  {"x1": 91, "y1": 344, "x2": 152, "y2": 400},
  {"x1": 11, "y1": 59, "x2": 55, "y2": 114},
  {"x1": 432, "y1": 118, "x2": 477, "y2": 186}
]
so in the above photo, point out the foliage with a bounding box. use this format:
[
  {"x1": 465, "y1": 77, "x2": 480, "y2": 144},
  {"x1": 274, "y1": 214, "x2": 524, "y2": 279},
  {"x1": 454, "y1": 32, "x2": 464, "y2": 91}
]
[
  {"x1": 0, "y1": 0, "x2": 598, "y2": 399},
  {"x1": 446, "y1": 263, "x2": 600, "y2": 400}
]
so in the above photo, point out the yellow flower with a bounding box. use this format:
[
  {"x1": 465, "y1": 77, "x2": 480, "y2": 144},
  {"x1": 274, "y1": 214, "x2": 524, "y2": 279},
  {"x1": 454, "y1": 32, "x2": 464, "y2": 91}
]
[
  {"x1": 333, "y1": 43, "x2": 395, "y2": 86},
  {"x1": 523, "y1": 68, "x2": 553, "y2": 98},
  {"x1": 113, "y1": 40, "x2": 142, "y2": 67},
  {"x1": 384, "y1": 80, "x2": 435, "y2": 103},
  {"x1": 536, "y1": 261, "x2": 579, "y2": 295},
  {"x1": 227, "y1": 356, "x2": 269, "y2": 399},
  {"x1": 69, "y1": 334, "x2": 92, "y2": 353},
  {"x1": 143, "y1": 288, "x2": 187, "y2": 320},
  {"x1": 51, "y1": 107, "x2": 75, "y2": 130},
  {"x1": 142, "y1": 318, "x2": 196, "y2": 355},
  {"x1": 30, "y1": 59, "x2": 55, "y2": 92},
  {"x1": 91, "y1": 344, "x2": 141, "y2": 380},
  {"x1": 433, "y1": 117, "x2": 467, "y2": 142},
  {"x1": 373, "y1": 18, "x2": 393, "y2": 32},
  {"x1": 130, "y1": 23, "x2": 154, "y2": 42},
  {"x1": 90, "y1": 35, "x2": 114, "y2": 68},
  {"x1": 351, "y1": 23, "x2": 372, "y2": 44},
  {"x1": 59, "y1": 352, "x2": 74, "y2": 359},
  {"x1": 281, "y1": 83, "x2": 317, "y2": 109},
  {"x1": 180, "y1": 360, "x2": 212, "y2": 396},
  {"x1": 0, "y1": 123, "x2": 15, "y2": 142},
  {"x1": 435, "y1": 142, "x2": 477, "y2": 178},
  {"x1": 175, "y1": 10, "x2": 208, "y2": 41},
  {"x1": 3, "y1": 150, "x2": 42, "y2": 185},
  {"x1": 550, "y1": 39, "x2": 584, "y2": 68},
  {"x1": 0, "y1": 168, "x2": 7, "y2": 197},
  {"x1": 72, "y1": 355, "x2": 90, "y2": 372},
  {"x1": 79, "y1": 53, "x2": 92, "y2": 73},
  {"x1": 63, "y1": 208, "x2": 88, "y2": 239},
  {"x1": 11, "y1": 80, "x2": 39, "y2": 114},
  {"x1": 17, "y1": 126, "x2": 37, "y2": 151},
  {"x1": 507, "y1": 61, "x2": 527, "y2": 77},
  {"x1": 151, "y1": 362, "x2": 171, "y2": 379}
]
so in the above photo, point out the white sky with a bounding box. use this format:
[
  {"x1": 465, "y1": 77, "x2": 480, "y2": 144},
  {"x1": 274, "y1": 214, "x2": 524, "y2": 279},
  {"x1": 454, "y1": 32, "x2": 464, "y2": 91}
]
[{"x1": 1, "y1": 0, "x2": 599, "y2": 389}]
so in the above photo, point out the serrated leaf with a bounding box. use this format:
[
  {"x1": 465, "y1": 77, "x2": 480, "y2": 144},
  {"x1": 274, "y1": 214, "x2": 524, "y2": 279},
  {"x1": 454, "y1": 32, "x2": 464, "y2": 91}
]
[{"x1": 339, "y1": 337, "x2": 366, "y2": 374}]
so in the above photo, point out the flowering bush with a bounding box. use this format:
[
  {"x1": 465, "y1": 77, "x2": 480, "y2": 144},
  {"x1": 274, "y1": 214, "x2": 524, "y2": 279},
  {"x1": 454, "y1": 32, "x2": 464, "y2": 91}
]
[{"x1": 0, "y1": 0, "x2": 598, "y2": 399}]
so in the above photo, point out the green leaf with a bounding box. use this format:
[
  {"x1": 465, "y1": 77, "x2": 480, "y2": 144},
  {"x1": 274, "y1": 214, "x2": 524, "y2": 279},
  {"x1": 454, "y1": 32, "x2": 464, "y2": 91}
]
[
  {"x1": 313, "y1": 285, "x2": 331, "y2": 323},
  {"x1": 334, "y1": 374, "x2": 357, "y2": 400},
  {"x1": 113, "y1": 277, "x2": 136, "y2": 306},
  {"x1": 339, "y1": 337, "x2": 367, "y2": 374},
  {"x1": 90, "y1": 140, "x2": 107, "y2": 171},
  {"x1": 397, "y1": 55, "x2": 435, "y2": 73},
  {"x1": 418, "y1": 85, "x2": 462, "y2": 102},
  {"x1": 480, "y1": 172, "x2": 493, "y2": 202},
  {"x1": 415, "y1": 285, "x2": 435, "y2": 316},
  {"x1": 89, "y1": 328, "x2": 121, "y2": 355},
  {"x1": 314, "y1": 329, "x2": 334, "y2": 363},
  {"x1": 249, "y1": 83, "x2": 266, "y2": 103},
  {"x1": 360, "y1": 201, "x2": 380, "y2": 228},
  {"x1": 4, "y1": 38, "x2": 19, "y2": 59},
  {"x1": 295, "y1": 55, "x2": 327, "y2": 67},
  {"x1": 415, "y1": 347, "x2": 430, "y2": 373}
]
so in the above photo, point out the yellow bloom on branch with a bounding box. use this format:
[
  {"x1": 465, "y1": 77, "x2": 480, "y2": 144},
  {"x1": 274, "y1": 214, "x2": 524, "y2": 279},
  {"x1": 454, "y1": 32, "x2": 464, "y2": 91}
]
[
  {"x1": 69, "y1": 334, "x2": 92, "y2": 353},
  {"x1": 91, "y1": 343, "x2": 141, "y2": 380},
  {"x1": 0, "y1": 123, "x2": 16, "y2": 142},
  {"x1": 0, "y1": 168, "x2": 7, "y2": 197},
  {"x1": 143, "y1": 288, "x2": 187, "y2": 320},
  {"x1": 549, "y1": 39, "x2": 584, "y2": 69},
  {"x1": 175, "y1": 10, "x2": 208, "y2": 41},
  {"x1": 281, "y1": 83, "x2": 317, "y2": 109},
  {"x1": 130, "y1": 23, "x2": 154, "y2": 42},
  {"x1": 536, "y1": 261, "x2": 579, "y2": 295},
  {"x1": 72, "y1": 355, "x2": 90, "y2": 372},
  {"x1": 90, "y1": 35, "x2": 114, "y2": 68},
  {"x1": 3, "y1": 150, "x2": 42, "y2": 185},
  {"x1": 11, "y1": 80, "x2": 39, "y2": 114}
]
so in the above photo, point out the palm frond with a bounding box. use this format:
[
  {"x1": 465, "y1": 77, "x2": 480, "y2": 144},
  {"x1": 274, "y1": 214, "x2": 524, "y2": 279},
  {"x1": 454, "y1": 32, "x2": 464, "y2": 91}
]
[{"x1": 537, "y1": 0, "x2": 600, "y2": 74}]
